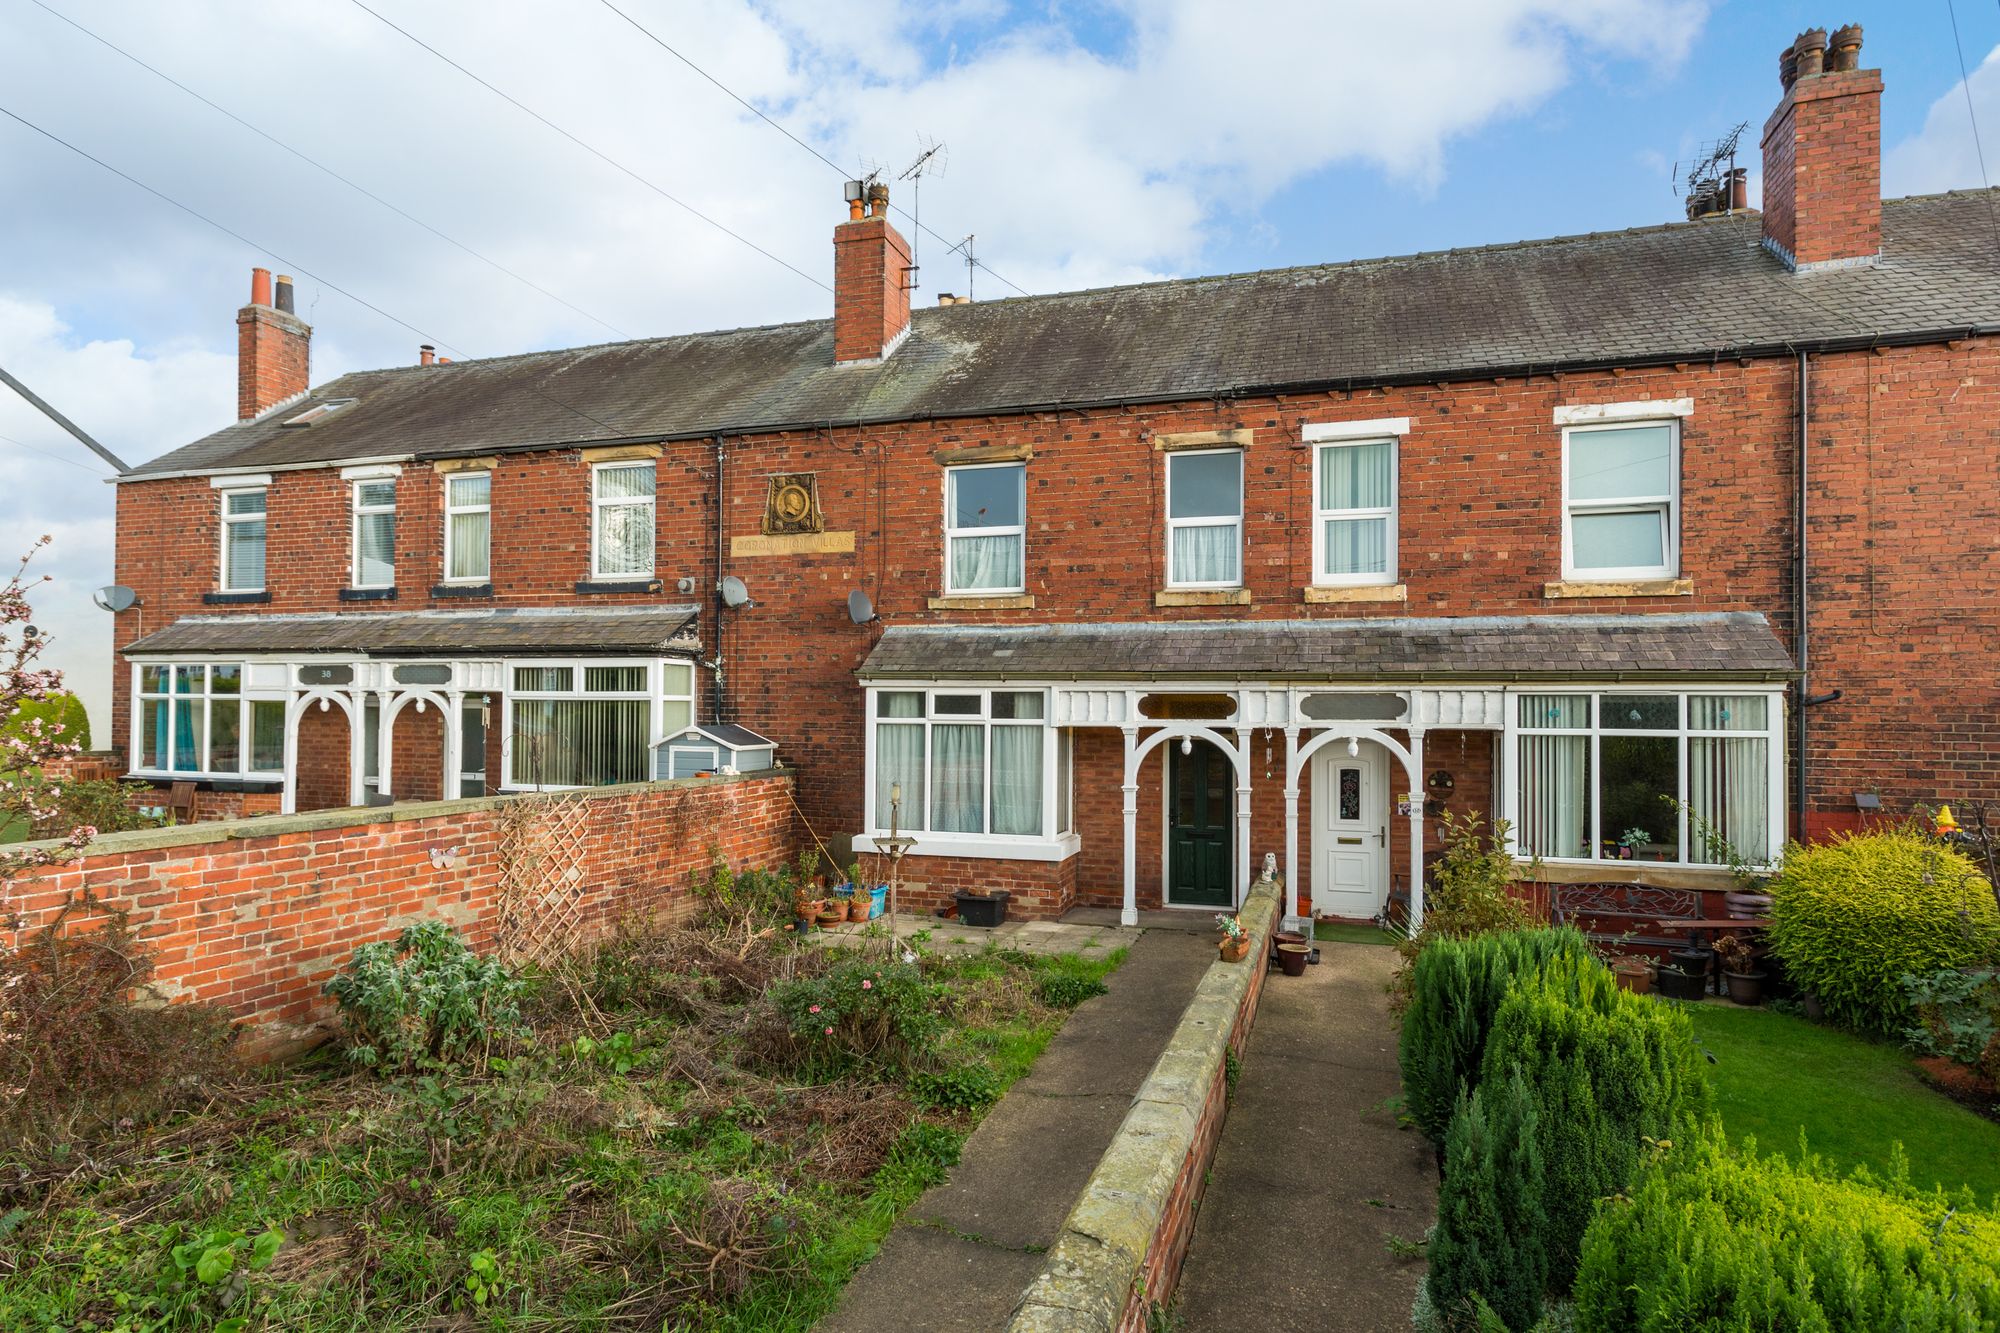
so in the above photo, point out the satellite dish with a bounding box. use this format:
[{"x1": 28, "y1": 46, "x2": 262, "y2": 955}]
[
  {"x1": 719, "y1": 575, "x2": 752, "y2": 608},
  {"x1": 92, "y1": 585, "x2": 137, "y2": 613},
  {"x1": 847, "y1": 589, "x2": 878, "y2": 625}
]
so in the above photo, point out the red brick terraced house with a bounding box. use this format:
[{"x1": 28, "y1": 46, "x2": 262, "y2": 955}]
[{"x1": 107, "y1": 26, "x2": 2000, "y2": 936}]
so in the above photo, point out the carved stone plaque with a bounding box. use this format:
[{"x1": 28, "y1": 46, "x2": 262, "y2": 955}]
[{"x1": 762, "y1": 473, "x2": 825, "y2": 536}]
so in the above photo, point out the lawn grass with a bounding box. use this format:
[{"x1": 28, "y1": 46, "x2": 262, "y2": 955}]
[
  {"x1": 1687, "y1": 1002, "x2": 2000, "y2": 1205},
  {"x1": 0, "y1": 927, "x2": 1124, "y2": 1331},
  {"x1": 1313, "y1": 919, "x2": 1399, "y2": 946}
]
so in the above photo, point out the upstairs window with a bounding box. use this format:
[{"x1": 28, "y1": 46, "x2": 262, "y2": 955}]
[
  {"x1": 444, "y1": 472, "x2": 491, "y2": 582},
  {"x1": 1562, "y1": 420, "x2": 1678, "y2": 580},
  {"x1": 1314, "y1": 438, "x2": 1397, "y2": 584},
  {"x1": 592, "y1": 461, "x2": 655, "y2": 578},
  {"x1": 945, "y1": 462, "x2": 1025, "y2": 594},
  {"x1": 351, "y1": 479, "x2": 397, "y2": 588},
  {"x1": 1165, "y1": 449, "x2": 1242, "y2": 588},
  {"x1": 219, "y1": 488, "x2": 266, "y2": 592}
]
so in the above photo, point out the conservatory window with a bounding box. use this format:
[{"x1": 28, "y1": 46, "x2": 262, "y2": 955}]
[
  {"x1": 871, "y1": 689, "x2": 1049, "y2": 838},
  {"x1": 135, "y1": 663, "x2": 284, "y2": 778},
  {"x1": 944, "y1": 462, "x2": 1026, "y2": 594},
  {"x1": 1512, "y1": 691, "x2": 1776, "y2": 865},
  {"x1": 506, "y1": 659, "x2": 659, "y2": 789}
]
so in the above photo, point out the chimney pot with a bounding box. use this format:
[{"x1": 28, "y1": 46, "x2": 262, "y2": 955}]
[
  {"x1": 1793, "y1": 27, "x2": 1827, "y2": 79},
  {"x1": 419, "y1": 345, "x2": 436, "y2": 366},
  {"x1": 1779, "y1": 44, "x2": 1798, "y2": 92},
  {"x1": 250, "y1": 266, "x2": 273, "y2": 308},
  {"x1": 1829, "y1": 23, "x2": 1863, "y2": 72},
  {"x1": 274, "y1": 274, "x2": 295, "y2": 314},
  {"x1": 868, "y1": 182, "x2": 890, "y2": 218}
]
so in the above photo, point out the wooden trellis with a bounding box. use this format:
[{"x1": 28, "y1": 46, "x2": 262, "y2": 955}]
[{"x1": 492, "y1": 794, "x2": 592, "y2": 966}]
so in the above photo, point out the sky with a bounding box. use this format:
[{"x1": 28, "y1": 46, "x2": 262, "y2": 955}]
[{"x1": 5, "y1": 0, "x2": 2000, "y2": 739}]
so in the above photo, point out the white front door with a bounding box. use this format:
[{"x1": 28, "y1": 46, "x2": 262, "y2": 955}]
[{"x1": 1312, "y1": 743, "x2": 1388, "y2": 920}]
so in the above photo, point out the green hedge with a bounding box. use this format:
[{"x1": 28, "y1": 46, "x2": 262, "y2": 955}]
[
  {"x1": 1427, "y1": 1070, "x2": 1548, "y2": 1332},
  {"x1": 1768, "y1": 829, "x2": 2000, "y2": 1034},
  {"x1": 1399, "y1": 927, "x2": 1593, "y2": 1152},
  {"x1": 1476, "y1": 954, "x2": 1714, "y2": 1294},
  {"x1": 1574, "y1": 1136, "x2": 2000, "y2": 1331}
]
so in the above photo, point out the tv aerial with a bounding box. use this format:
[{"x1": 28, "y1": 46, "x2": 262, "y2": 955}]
[{"x1": 897, "y1": 137, "x2": 948, "y2": 293}]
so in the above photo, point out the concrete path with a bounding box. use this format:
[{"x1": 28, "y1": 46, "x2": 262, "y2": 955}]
[
  {"x1": 812, "y1": 911, "x2": 1143, "y2": 961},
  {"x1": 1174, "y1": 941, "x2": 1437, "y2": 1332},
  {"x1": 817, "y1": 928, "x2": 1214, "y2": 1332}
]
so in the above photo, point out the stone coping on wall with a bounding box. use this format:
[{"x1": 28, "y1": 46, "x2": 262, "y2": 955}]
[
  {"x1": 2, "y1": 769, "x2": 793, "y2": 866},
  {"x1": 1007, "y1": 878, "x2": 1283, "y2": 1331}
]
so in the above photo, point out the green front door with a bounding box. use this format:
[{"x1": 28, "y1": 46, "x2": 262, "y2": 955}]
[{"x1": 1168, "y1": 740, "x2": 1233, "y2": 907}]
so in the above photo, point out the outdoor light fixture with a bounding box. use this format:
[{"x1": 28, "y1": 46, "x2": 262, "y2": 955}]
[
  {"x1": 1347, "y1": 737, "x2": 1359, "y2": 757},
  {"x1": 1180, "y1": 737, "x2": 1193, "y2": 755}
]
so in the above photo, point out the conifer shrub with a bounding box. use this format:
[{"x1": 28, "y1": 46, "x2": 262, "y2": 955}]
[
  {"x1": 1399, "y1": 926, "x2": 1594, "y2": 1152},
  {"x1": 1767, "y1": 827, "x2": 2000, "y2": 1034},
  {"x1": 1573, "y1": 1135, "x2": 2000, "y2": 1332},
  {"x1": 1425, "y1": 1070, "x2": 1548, "y2": 1332},
  {"x1": 1478, "y1": 955, "x2": 1713, "y2": 1293}
]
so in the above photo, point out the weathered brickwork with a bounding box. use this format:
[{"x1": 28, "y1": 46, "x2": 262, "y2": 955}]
[{"x1": 0, "y1": 773, "x2": 795, "y2": 1054}]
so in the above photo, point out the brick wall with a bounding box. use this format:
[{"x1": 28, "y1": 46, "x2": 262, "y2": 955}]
[
  {"x1": 888, "y1": 851, "x2": 1078, "y2": 921},
  {"x1": 0, "y1": 772, "x2": 796, "y2": 1057},
  {"x1": 111, "y1": 338, "x2": 2000, "y2": 869},
  {"x1": 1761, "y1": 65, "x2": 1882, "y2": 267}
]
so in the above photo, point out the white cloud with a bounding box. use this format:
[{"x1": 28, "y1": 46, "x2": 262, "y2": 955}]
[
  {"x1": 1885, "y1": 43, "x2": 2000, "y2": 197},
  {"x1": 0, "y1": 0, "x2": 1709, "y2": 737}
]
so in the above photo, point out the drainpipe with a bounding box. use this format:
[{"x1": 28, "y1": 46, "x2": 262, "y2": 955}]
[
  {"x1": 712, "y1": 433, "x2": 727, "y2": 723},
  {"x1": 1793, "y1": 353, "x2": 1843, "y2": 839}
]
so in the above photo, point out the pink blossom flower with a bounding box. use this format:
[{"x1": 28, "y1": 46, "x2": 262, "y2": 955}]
[
  {"x1": 809, "y1": 1004, "x2": 821, "y2": 1014},
  {"x1": 824, "y1": 1026, "x2": 834, "y2": 1035},
  {"x1": 861, "y1": 980, "x2": 873, "y2": 990}
]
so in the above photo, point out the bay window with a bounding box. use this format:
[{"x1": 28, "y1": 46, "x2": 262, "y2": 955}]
[
  {"x1": 944, "y1": 462, "x2": 1025, "y2": 594},
  {"x1": 1313, "y1": 438, "x2": 1397, "y2": 584},
  {"x1": 592, "y1": 461, "x2": 656, "y2": 579},
  {"x1": 219, "y1": 488, "x2": 267, "y2": 592},
  {"x1": 1511, "y1": 690, "x2": 1778, "y2": 866},
  {"x1": 871, "y1": 689, "x2": 1053, "y2": 841},
  {"x1": 1562, "y1": 419, "x2": 1678, "y2": 580},
  {"x1": 1165, "y1": 450, "x2": 1242, "y2": 588},
  {"x1": 444, "y1": 472, "x2": 491, "y2": 582},
  {"x1": 135, "y1": 663, "x2": 284, "y2": 778}
]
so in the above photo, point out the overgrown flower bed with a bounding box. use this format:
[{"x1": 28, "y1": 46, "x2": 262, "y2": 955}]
[{"x1": 0, "y1": 876, "x2": 1120, "y2": 1331}]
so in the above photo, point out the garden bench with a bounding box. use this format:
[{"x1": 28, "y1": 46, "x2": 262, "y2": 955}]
[{"x1": 1550, "y1": 881, "x2": 1702, "y2": 952}]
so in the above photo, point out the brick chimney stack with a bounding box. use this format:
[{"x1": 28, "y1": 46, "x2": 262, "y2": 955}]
[
  {"x1": 237, "y1": 265, "x2": 312, "y2": 420},
  {"x1": 1761, "y1": 23, "x2": 1881, "y2": 271},
  {"x1": 832, "y1": 182, "x2": 913, "y2": 364}
]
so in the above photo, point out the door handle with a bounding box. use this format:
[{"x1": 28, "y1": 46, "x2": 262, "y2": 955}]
[{"x1": 1376, "y1": 826, "x2": 1387, "y2": 846}]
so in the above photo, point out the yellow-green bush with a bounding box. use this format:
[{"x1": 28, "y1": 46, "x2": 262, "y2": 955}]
[
  {"x1": 1574, "y1": 1134, "x2": 2000, "y2": 1331},
  {"x1": 1767, "y1": 828, "x2": 2000, "y2": 1034}
]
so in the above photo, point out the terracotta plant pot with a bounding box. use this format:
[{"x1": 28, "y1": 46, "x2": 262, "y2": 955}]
[
  {"x1": 817, "y1": 907, "x2": 845, "y2": 927},
  {"x1": 847, "y1": 896, "x2": 871, "y2": 922},
  {"x1": 1613, "y1": 960, "x2": 1655, "y2": 995},
  {"x1": 1220, "y1": 937, "x2": 1250, "y2": 962},
  {"x1": 1276, "y1": 942, "x2": 1310, "y2": 977},
  {"x1": 1725, "y1": 969, "x2": 1767, "y2": 1007}
]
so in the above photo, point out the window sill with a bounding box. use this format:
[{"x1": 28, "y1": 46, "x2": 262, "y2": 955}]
[
  {"x1": 1543, "y1": 577, "x2": 1693, "y2": 599},
  {"x1": 1303, "y1": 582, "x2": 1406, "y2": 604},
  {"x1": 854, "y1": 832, "x2": 1082, "y2": 863},
  {"x1": 1156, "y1": 587, "x2": 1251, "y2": 607},
  {"x1": 340, "y1": 587, "x2": 398, "y2": 602},
  {"x1": 928, "y1": 593, "x2": 1035, "y2": 611},
  {"x1": 1525, "y1": 860, "x2": 1754, "y2": 891},
  {"x1": 432, "y1": 582, "x2": 493, "y2": 599},
  {"x1": 575, "y1": 578, "x2": 664, "y2": 595},
  {"x1": 130, "y1": 772, "x2": 283, "y2": 790},
  {"x1": 203, "y1": 591, "x2": 270, "y2": 605}
]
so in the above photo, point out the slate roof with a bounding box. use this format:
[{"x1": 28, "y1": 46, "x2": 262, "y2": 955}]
[
  {"x1": 123, "y1": 605, "x2": 701, "y2": 658},
  {"x1": 856, "y1": 613, "x2": 1795, "y2": 683},
  {"x1": 128, "y1": 192, "x2": 2000, "y2": 478}
]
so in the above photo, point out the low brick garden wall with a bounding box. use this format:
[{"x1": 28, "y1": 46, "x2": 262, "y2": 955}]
[
  {"x1": 1008, "y1": 878, "x2": 1282, "y2": 1331},
  {"x1": 1, "y1": 772, "x2": 796, "y2": 1057}
]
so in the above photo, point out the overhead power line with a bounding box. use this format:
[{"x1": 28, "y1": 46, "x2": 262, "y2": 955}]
[
  {"x1": 29, "y1": 0, "x2": 631, "y2": 340},
  {"x1": 591, "y1": 0, "x2": 1032, "y2": 299},
  {"x1": 345, "y1": 0, "x2": 831, "y2": 294},
  {"x1": 0, "y1": 102, "x2": 627, "y2": 438},
  {"x1": 0, "y1": 429, "x2": 117, "y2": 477},
  {"x1": 1946, "y1": 0, "x2": 2000, "y2": 254}
]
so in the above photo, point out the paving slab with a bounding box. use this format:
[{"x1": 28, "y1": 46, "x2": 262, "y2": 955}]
[
  {"x1": 1174, "y1": 940, "x2": 1436, "y2": 1332},
  {"x1": 816, "y1": 928, "x2": 1212, "y2": 1332}
]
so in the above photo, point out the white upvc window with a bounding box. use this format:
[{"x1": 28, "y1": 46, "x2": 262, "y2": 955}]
[
  {"x1": 591, "y1": 461, "x2": 656, "y2": 579},
  {"x1": 218, "y1": 487, "x2": 267, "y2": 592},
  {"x1": 1312, "y1": 437, "x2": 1398, "y2": 585},
  {"x1": 1504, "y1": 687, "x2": 1784, "y2": 869},
  {"x1": 868, "y1": 687, "x2": 1065, "y2": 852},
  {"x1": 504, "y1": 657, "x2": 694, "y2": 791},
  {"x1": 350, "y1": 479, "x2": 397, "y2": 588},
  {"x1": 1165, "y1": 448, "x2": 1243, "y2": 588},
  {"x1": 132, "y1": 662, "x2": 285, "y2": 779},
  {"x1": 443, "y1": 472, "x2": 492, "y2": 583},
  {"x1": 1560, "y1": 416, "x2": 1681, "y2": 581},
  {"x1": 944, "y1": 462, "x2": 1026, "y2": 594}
]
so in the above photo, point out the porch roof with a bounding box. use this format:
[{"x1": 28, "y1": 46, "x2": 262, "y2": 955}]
[
  {"x1": 857, "y1": 612, "x2": 1794, "y2": 683},
  {"x1": 122, "y1": 605, "x2": 701, "y2": 659}
]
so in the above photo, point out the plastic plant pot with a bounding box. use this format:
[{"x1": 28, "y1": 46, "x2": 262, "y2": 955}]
[{"x1": 953, "y1": 890, "x2": 1011, "y2": 928}]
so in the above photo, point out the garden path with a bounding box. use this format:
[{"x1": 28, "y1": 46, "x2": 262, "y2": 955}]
[
  {"x1": 816, "y1": 927, "x2": 1213, "y2": 1332},
  {"x1": 1174, "y1": 939, "x2": 1436, "y2": 1331}
]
